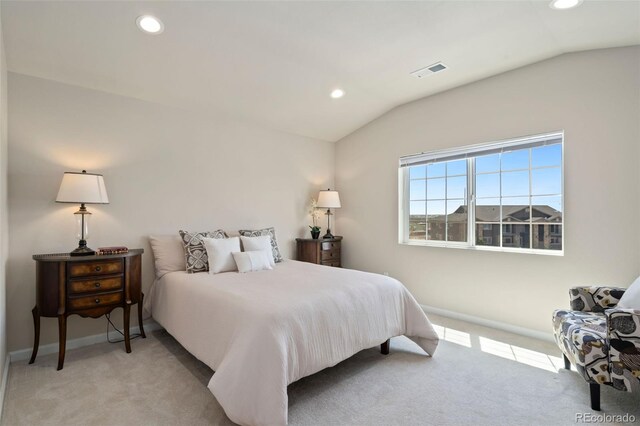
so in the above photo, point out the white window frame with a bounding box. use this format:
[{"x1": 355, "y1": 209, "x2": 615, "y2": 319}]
[{"x1": 398, "y1": 131, "x2": 564, "y2": 256}]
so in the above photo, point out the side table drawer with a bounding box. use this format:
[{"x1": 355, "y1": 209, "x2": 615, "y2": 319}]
[
  {"x1": 68, "y1": 276, "x2": 123, "y2": 295},
  {"x1": 296, "y1": 237, "x2": 342, "y2": 267},
  {"x1": 69, "y1": 260, "x2": 123, "y2": 278},
  {"x1": 68, "y1": 292, "x2": 122, "y2": 310},
  {"x1": 321, "y1": 249, "x2": 340, "y2": 261},
  {"x1": 321, "y1": 242, "x2": 340, "y2": 251}
]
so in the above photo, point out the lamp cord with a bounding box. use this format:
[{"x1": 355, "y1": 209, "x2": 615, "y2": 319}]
[{"x1": 105, "y1": 313, "x2": 141, "y2": 344}]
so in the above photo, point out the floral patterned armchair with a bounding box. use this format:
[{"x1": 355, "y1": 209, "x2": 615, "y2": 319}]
[{"x1": 552, "y1": 286, "x2": 640, "y2": 410}]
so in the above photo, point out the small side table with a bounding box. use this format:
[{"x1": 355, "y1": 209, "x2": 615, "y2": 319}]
[
  {"x1": 29, "y1": 249, "x2": 145, "y2": 370},
  {"x1": 296, "y1": 236, "x2": 342, "y2": 267}
]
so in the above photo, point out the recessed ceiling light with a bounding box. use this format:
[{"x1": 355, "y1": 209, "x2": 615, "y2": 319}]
[
  {"x1": 136, "y1": 15, "x2": 164, "y2": 34},
  {"x1": 549, "y1": 0, "x2": 583, "y2": 10},
  {"x1": 330, "y1": 89, "x2": 345, "y2": 99}
]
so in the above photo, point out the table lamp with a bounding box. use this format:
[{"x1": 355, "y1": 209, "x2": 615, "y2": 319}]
[
  {"x1": 56, "y1": 170, "x2": 109, "y2": 256},
  {"x1": 316, "y1": 189, "x2": 341, "y2": 239}
]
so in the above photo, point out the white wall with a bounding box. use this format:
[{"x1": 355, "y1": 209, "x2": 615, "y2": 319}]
[
  {"x1": 0, "y1": 2, "x2": 8, "y2": 389},
  {"x1": 7, "y1": 73, "x2": 334, "y2": 352},
  {"x1": 335, "y1": 46, "x2": 640, "y2": 335}
]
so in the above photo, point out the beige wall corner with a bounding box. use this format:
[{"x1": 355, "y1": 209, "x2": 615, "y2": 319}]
[
  {"x1": 0, "y1": 2, "x2": 9, "y2": 414},
  {"x1": 335, "y1": 46, "x2": 640, "y2": 335}
]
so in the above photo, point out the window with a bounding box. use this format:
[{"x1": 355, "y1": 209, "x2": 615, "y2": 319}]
[{"x1": 399, "y1": 132, "x2": 563, "y2": 254}]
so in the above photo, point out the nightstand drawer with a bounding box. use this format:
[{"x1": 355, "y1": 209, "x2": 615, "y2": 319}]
[
  {"x1": 297, "y1": 237, "x2": 342, "y2": 267},
  {"x1": 68, "y1": 276, "x2": 123, "y2": 295},
  {"x1": 321, "y1": 242, "x2": 340, "y2": 251},
  {"x1": 321, "y1": 249, "x2": 340, "y2": 261},
  {"x1": 68, "y1": 291, "x2": 122, "y2": 310},
  {"x1": 69, "y1": 260, "x2": 123, "y2": 278}
]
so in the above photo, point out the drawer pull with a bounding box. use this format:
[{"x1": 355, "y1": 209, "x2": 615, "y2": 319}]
[
  {"x1": 94, "y1": 282, "x2": 101, "y2": 288},
  {"x1": 94, "y1": 266, "x2": 102, "y2": 272},
  {"x1": 95, "y1": 298, "x2": 101, "y2": 304}
]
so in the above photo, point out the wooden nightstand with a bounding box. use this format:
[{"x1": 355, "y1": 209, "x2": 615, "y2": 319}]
[
  {"x1": 29, "y1": 249, "x2": 145, "y2": 370},
  {"x1": 296, "y1": 237, "x2": 342, "y2": 267}
]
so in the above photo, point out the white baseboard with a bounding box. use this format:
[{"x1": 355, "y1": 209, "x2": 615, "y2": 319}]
[
  {"x1": 421, "y1": 304, "x2": 554, "y2": 343},
  {"x1": 9, "y1": 320, "x2": 163, "y2": 362}
]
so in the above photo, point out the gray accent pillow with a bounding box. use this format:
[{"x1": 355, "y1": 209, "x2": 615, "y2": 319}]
[
  {"x1": 238, "y1": 227, "x2": 283, "y2": 263},
  {"x1": 179, "y1": 230, "x2": 228, "y2": 273}
]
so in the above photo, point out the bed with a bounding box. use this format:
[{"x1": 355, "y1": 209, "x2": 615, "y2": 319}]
[{"x1": 149, "y1": 258, "x2": 439, "y2": 425}]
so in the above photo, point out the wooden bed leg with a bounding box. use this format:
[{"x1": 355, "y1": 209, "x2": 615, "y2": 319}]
[{"x1": 381, "y1": 339, "x2": 390, "y2": 355}]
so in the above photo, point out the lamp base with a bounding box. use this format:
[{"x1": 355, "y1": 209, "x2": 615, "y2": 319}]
[
  {"x1": 322, "y1": 229, "x2": 335, "y2": 239},
  {"x1": 70, "y1": 240, "x2": 95, "y2": 257}
]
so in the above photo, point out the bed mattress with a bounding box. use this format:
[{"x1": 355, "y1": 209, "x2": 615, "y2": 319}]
[{"x1": 150, "y1": 260, "x2": 439, "y2": 425}]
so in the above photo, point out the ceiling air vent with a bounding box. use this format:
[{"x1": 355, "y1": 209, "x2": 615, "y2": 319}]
[{"x1": 410, "y1": 62, "x2": 448, "y2": 78}]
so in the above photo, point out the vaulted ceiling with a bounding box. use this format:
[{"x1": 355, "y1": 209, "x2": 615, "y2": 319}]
[{"x1": 2, "y1": 1, "x2": 639, "y2": 141}]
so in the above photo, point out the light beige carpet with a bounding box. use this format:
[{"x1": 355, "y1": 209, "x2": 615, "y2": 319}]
[{"x1": 3, "y1": 314, "x2": 639, "y2": 425}]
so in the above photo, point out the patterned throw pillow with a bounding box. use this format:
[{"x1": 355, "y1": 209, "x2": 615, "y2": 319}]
[
  {"x1": 238, "y1": 227, "x2": 283, "y2": 263},
  {"x1": 179, "y1": 230, "x2": 228, "y2": 273}
]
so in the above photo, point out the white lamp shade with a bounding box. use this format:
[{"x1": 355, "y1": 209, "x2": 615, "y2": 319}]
[
  {"x1": 316, "y1": 190, "x2": 341, "y2": 209},
  {"x1": 56, "y1": 171, "x2": 109, "y2": 204}
]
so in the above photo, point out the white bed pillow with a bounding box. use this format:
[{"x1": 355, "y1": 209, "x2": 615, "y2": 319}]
[
  {"x1": 618, "y1": 276, "x2": 640, "y2": 309},
  {"x1": 149, "y1": 235, "x2": 187, "y2": 278},
  {"x1": 203, "y1": 237, "x2": 241, "y2": 274},
  {"x1": 232, "y1": 251, "x2": 273, "y2": 273},
  {"x1": 240, "y1": 235, "x2": 275, "y2": 267}
]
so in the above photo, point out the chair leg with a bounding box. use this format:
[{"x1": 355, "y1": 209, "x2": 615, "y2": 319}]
[
  {"x1": 563, "y1": 354, "x2": 571, "y2": 370},
  {"x1": 589, "y1": 383, "x2": 600, "y2": 411}
]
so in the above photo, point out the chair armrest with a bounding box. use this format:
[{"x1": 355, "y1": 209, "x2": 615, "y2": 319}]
[
  {"x1": 569, "y1": 286, "x2": 626, "y2": 312},
  {"x1": 606, "y1": 308, "x2": 640, "y2": 391}
]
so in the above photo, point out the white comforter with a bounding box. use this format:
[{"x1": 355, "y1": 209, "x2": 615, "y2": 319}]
[{"x1": 150, "y1": 260, "x2": 439, "y2": 426}]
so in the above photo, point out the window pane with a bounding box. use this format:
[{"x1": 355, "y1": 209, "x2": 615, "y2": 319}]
[
  {"x1": 502, "y1": 197, "x2": 530, "y2": 223},
  {"x1": 531, "y1": 167, "x2": 561, "y2": 196},
  {"x1": 409, "y1": 179, "x2": 426, "y2": 200},
  {"x1": 502, "y1": 224, "x2": 530, "y2": 248},
  {"x1": 502, "y1": 171, "x2": 529, "y2": 197},
  {"x1": 476, "y1": 198, "x2": 500, "y2": 247},
  {"x1": 447, "y1": 160, "x2": 466, "y2": 176},
  {"x1": 531, "y1": 196, "x2": 562, "y2": 222},
  {"x1": 532, "y1": 195, "x2": 562, "y2": 251},
  {"x1": 427, "y1": 162, "x2": 445, "y2": 178},
  {"x1": 427, "y1": 200, "x2": 445, "y2": 216},
  {"x1": 409, "y1": 165, "x2": 426, "y2": 179},
  {"x1": 476, "y1": 198, "x2": 501, "y2": 221},
  {"x1": 409, "y1": 201, "x2": 426, "y2": 240},
  {"x1": 427, "y1": 178, "x2": 445, "y2": 200},
  {"x1": 532, "y1": 224, "x2": 562, "y2": 250},
  {"x1": 410, "y1": 201, "x2": 426, "y2": 215},
  {"x1": 476, "y1": 224, "x2": 500, "y2": 247},
  {"x1": 447, "y1": 201, "x2": 467, "y2": 242},
  {"x1": 427, "y1": 200, "x2": 445, "y2": 241},
  {"x1": 447, "y1": 176, "x2": 467, "y2": 199},
  {"x1": 476, "y1": 154, "x2": 500, "y2": 174},
  {"x1": 476, "y1": 173, "x2": 500, "y2": 198},
  {"x1": 532, "y1": 144, "x2": 561, "y2": 168},
  {"x1": 446, "y1": 200, "x2": 466, "y2": 215},
  {"x1": 501, "y1": 149, "x2": 529, "y2": 171}
]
